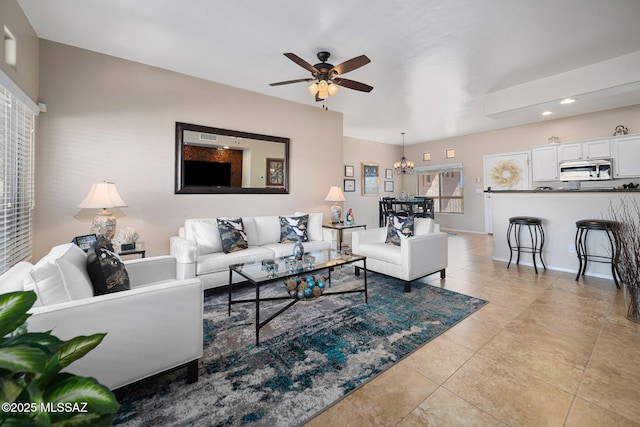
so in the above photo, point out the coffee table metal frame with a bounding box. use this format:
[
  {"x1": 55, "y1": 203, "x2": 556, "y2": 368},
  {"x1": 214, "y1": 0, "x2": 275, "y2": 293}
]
[{"x1": 228, "y1": 249, "x2": 367, "y2": 345}]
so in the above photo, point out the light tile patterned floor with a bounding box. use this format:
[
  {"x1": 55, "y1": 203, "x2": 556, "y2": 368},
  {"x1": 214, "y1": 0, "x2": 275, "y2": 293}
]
[{"x1": 305, "y1": 232, "x2": 640, "y2": 427}]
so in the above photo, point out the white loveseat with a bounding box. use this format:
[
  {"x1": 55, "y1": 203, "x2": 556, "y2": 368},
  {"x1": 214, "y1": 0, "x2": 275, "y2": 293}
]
[
  {"x1": 170, "y1": 213, "x2": 332, "y2": 290},
  {"x1": 0, "y1": 243, "x2": 203, "y2": 390},
  {"x1": 352, "y1": 217, "x2": 448, "y2": 292}
]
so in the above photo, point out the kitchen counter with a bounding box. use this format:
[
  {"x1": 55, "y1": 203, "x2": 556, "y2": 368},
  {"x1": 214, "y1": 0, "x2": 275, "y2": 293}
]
[{"x1": 487, "y1": 191, "x2": 639, "y2": 281}]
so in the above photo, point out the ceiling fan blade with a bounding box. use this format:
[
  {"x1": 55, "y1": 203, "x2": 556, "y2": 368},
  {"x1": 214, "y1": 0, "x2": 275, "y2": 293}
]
[
  {"x1": 333, "y1": 77, "x2": 373, "y2": 93},
  {"x1": 331, "y1": 55, "x2": 371, "y2": 75},
  {"x1": 269, "y1": 78, "x2": 315, "y2": 86},
  {"x1": 284, "y1": 53, "x2": 319, "y2": 74}
]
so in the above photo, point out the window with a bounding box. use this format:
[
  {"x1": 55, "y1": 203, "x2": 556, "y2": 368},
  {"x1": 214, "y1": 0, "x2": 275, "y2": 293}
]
[
  {"x1": 417, "y1": 165, "x2": 464, "y2": 214},
  {"x1": 0, "y1": 79, "x2": 35, "y2": 273}
]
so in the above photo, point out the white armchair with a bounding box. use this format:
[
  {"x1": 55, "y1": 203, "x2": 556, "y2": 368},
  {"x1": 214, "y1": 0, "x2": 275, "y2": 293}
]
[
  {"x1": 352, "y1": 218, "x2": 448, "y2": 292},
  {"x1": 0, "y1": 251, "x2": 204, "y2": 391}
]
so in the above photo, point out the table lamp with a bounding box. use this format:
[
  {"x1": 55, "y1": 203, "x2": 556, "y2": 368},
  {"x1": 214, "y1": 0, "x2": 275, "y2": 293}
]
[
  {"x1": 325, "y1": 186, "x2": 346, "y2": 224},
  {"x1": 78, "y1": 182, "x2": 127, "y2": 241}
]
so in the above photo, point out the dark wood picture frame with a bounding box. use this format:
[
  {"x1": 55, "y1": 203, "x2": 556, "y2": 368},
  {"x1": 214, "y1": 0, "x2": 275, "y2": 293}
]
[{"x1": 266, "y1": 158, "x2": 285, "y2": 186}]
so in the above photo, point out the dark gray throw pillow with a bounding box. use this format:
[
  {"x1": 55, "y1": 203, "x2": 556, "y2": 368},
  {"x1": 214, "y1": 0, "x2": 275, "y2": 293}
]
[
  {"x1": 385, "y1": 214, "x2": 415, "y2": 246},
  {"x1": 87, "y1": 246, "x2": 130, "y2": 295},
  {"x1": 279, "y1": 215, "x2": 309, "y2": 243},
  {"x1": 217, "y1": 218, "x2": 249, "y2": 253}
]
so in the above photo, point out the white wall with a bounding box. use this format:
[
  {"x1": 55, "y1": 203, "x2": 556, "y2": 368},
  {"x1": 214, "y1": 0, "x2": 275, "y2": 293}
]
[{"x1": 34, "y1": 40, "x2": 344, "y2": 259}]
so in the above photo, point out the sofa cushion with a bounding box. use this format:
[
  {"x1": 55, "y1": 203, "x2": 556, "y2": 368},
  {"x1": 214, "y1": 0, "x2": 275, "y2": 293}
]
[
  {"x1": 414, "y1": 217, "x2": 434, "y2": 236},
  {"x1": 262, "y1": 240, "x2": 331, "y2": 258},
  {"x1": 196, "y1": 246, "x2": 274, "y2": 275},
  {"x1": 353, "y1": 242, "x2": 403, "y2": 265},
  {"x1": 192, "y1": 220, "x2": 223, "y2": 256},
  {"x1": 55, "y1": 243, "x2": 94, "y2": 300},
  {"x1": 217, "y1": 218, "x2": 249, "y2": 253},
  {"x1": 28, "y1": 243, "x2": 93, "y2": 306},
  {"x1": 386, "y1": 214, "x2": 415, "y2": 246},
  {"x1": 280, "y1": 215, "x2": 309, "y2": 242},
  {"x1": 253, "y1": 215, "x2": 281, "y2": 246},
  {"x1": 0, "y1": 261, "x2": 34, "y2": 294},
  {"x1": 294, "y1": 212, "x2": 323, "y2": 241},
  {"x1": 87, "y1": 246, "x2": 130, "y2": 295}
]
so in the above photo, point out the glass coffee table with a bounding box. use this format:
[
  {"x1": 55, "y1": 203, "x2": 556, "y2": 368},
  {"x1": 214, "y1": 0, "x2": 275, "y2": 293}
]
[{"x1": 228, "y1": 249, "x2": 367, "y2": 345}]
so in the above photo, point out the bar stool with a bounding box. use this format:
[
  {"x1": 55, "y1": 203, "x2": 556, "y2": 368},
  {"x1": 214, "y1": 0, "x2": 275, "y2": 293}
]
[
  {"x1": 507, "y1": 216, "x2": 546, "y2": 274},
  {"x1": 575, "y1": 219, "x2": 621, "y2": 289}
]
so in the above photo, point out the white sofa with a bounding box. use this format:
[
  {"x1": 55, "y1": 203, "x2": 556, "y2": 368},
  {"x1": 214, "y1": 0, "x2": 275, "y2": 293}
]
[
  {"x1": 352, "y1": 217, "x2": 448, "y2": 292},
  {"x1": 0, "y1": 244, "x2": 203, "y2": 390},
  {"x1": 170, "y1": 213, "x2": 332, "y2": 290}
]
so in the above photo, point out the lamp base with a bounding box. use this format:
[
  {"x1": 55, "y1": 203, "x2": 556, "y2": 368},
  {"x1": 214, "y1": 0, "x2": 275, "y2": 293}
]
[
  {"x1": 91, "y1": 213, "x2": 117, "y2": 241},
  {"x1": 330, "y1": 205, "x2": 342, "y2": 224}
]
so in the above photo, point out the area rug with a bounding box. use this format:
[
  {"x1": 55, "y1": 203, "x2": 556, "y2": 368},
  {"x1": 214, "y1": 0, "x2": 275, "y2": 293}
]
[{"x1": 113, "y1": 268, "x2": 487, "y2": 426}]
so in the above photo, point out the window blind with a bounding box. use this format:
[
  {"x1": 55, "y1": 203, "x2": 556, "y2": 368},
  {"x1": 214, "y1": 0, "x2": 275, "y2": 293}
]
[{"x1": 0, "y1": 83, "x2": 35, "y2": 273}]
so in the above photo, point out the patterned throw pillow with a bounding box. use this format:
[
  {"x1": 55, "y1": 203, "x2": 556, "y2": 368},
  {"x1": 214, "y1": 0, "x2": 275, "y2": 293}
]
[
  {"x1": 86, "y1": 246, "x2": 130, "y2": 295},
  {"x1": 279, "y1": 215, "x2": 309, "y2": 243},
  {"x1": 385, "y1": 214, "x2": 415, "y2": 246},
  {"x1": 217, "y1": 218, "x2": 249, "y2": 253}
]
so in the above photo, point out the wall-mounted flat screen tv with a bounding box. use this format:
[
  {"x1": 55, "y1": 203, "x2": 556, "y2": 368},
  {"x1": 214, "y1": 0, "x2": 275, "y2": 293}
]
[{"x1": 184, "y1": 160, "x2": 232, "y2": 186}]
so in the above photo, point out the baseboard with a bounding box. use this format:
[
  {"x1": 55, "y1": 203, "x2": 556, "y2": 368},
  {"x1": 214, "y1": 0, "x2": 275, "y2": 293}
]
[{"x1": 492, "y1": 256, "x2": 615, "y2": 280}]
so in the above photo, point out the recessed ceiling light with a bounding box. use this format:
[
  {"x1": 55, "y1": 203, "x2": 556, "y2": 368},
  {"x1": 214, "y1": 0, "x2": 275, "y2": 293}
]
[
  {"x1": 560, "y1": 98, "x2": 576, "y2": 105},
  {"x1": 542, "y1": 111, "x2": 553, "y2": 116}
]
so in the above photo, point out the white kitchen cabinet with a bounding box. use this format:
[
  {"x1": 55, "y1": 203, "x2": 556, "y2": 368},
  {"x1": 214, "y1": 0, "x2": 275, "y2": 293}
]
[
  {"x1": 531, "y1": 145, "x2": 559, "y2": 181},
  {"x1": 558, "y1": 138, "x2": 611, "y2": 161},
  {"x1": 613, "y1": 135, "x2": 640, "y2": 178},
  {"x1": 558, "y1": 143, "x2": 582, "y2": 161}
]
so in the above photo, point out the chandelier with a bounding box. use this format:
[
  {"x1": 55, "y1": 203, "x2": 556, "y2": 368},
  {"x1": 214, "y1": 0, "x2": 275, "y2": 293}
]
[{"x1": 394, "y1": 132, "x2": 414, "y2": 175}]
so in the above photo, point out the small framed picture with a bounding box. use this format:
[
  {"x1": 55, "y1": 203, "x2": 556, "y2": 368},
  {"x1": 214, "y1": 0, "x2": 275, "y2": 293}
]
[
  {"x1": 362, "y1": 163, "x2": 379, "y2": 196},
  {"x1": 344, "y1": 165, "x2": 355, "y2": 177},
  {"x1": 384, "y1": 181, "x2": 394, "y2": 192},
  {"x1": 423, "y1": 152, "x2": 431, "y2": 161},
  {"x1": 385, "y1": 168, "x2": 393, "y2": 179},
  {"x1": 266, "y1": 158, "x2": 285, "y2": 186},
  {"x1": 344, "y1": 179, "x2": 356, "y2": 192}
]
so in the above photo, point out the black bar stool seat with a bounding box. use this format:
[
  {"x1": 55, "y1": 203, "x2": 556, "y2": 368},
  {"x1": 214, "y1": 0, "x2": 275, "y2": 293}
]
[
  {"x1": 575, "y1": 219, "x2": 621, "y2": 288},
  {"x1": 507, "y1": 216, "x2": 546, "y2": 274}
]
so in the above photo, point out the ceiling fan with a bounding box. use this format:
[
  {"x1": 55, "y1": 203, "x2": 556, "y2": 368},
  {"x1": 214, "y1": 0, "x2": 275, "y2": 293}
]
[{"x1": 269, "y1": 51, "x2": 373, "y2": 101}]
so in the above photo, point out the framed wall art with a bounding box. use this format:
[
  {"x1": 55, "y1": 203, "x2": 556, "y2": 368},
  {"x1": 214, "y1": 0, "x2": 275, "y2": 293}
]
[
  {"x1": 344, "y1": 179, "x2": 356, "y2": 192},
  {"x1": 384, "y1": 180, "x2": 394, "y2": 192},
  {"x1": 385, "y1": 168, "x2": 393, "y2": 179},
  {"x1": 345, "y1": 165, "x2": 355, "y2": 177},
  {"x1": 266, "y1": 158, "x2": 285, "y2": 186},
  {"x1": 361, "y1": 163, "x2": 379, "y2": 196}
]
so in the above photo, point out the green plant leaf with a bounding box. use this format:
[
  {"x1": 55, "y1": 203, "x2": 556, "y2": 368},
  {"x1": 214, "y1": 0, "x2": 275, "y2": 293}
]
[
  {"x1": 1, "y1": 332, "x2": 63, "y2": 355},
  {"x1": 44, "y1": 376, "x2": 119, "y2": 415},
  {"x1": 51, "y1": 413, "x2": 116, "y2": 427},
  {"x1": 0, "y1": 291, "x2": 37, "y2": 338},
  {"x1": 56, "y1": 334, "x2": 106, "y2": 369},
  {"x1": 0, "y1": 346, "x2": 47, "y2": 373},
  {"x1": 0, "y1": 376, "x2": 26, "y2": 403}
]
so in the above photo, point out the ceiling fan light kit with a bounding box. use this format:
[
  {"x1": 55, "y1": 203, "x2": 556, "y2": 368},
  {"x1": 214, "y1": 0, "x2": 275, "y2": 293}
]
[{"x1": 270, "y1": 51, "x2": 372, "y2": 102}]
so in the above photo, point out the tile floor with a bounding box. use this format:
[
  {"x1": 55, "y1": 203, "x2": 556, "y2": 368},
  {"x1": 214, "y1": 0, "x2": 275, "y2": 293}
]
[{"x1": 305, "y1": 232, "x2": 640, "y2": 426}]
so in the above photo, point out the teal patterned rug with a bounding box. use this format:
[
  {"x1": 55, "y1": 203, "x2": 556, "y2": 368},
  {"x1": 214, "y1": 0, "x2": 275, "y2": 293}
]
[{"x1": 113, "y1": 267, "x2": 487, "y2": 426}]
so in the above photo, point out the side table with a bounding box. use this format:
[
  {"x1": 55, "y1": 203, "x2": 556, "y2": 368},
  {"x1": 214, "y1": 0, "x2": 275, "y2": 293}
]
[{"x1": 322, "y1": 223, "x2": 366, "y2": 250}]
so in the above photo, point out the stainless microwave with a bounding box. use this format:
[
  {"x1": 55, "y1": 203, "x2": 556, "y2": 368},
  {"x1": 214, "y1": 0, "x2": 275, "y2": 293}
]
[{"x1": 559, "y1": 159, "x2": 612, "y2": 181}]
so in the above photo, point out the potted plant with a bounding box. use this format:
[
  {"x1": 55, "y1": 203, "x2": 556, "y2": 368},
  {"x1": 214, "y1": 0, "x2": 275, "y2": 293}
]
[
  {"x1": 0, "y1": 290, "x2": 119, "y2": 425},
  {"x1": 609, "y1": 200, "x2": 640, "y2": 323}
]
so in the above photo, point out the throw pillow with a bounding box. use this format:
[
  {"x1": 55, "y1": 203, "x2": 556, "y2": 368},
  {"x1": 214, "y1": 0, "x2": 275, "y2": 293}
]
[
  {"x1": 86, "y1": 246, "x2": 130, "y2": 295},
  {"x1": 217, "y1": 218, "x2": 249, "y2": 253},
  {"x1": 385, "y1": 214, "x2": 415, "y2": 246},
  {"x1": 280, "y1": 215, "x2": 309, "y2": 243}
]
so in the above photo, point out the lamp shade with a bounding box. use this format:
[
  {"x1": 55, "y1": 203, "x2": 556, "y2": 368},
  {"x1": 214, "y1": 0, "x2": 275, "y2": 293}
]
[
  {"x1": 78, "y1": 182, "x2": 127, "y2": 209},
  {"x1": 325, "y1": 186, "x2": 346, "y2": 202}
]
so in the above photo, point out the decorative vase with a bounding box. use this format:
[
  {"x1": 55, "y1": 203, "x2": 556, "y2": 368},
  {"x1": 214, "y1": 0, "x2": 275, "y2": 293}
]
[
  {"x1": 623, "y1": 284, "x2": 640, "y2": 323},
  {"x1": 293, "y1": 241, "x2": 304, "y2": 260}
]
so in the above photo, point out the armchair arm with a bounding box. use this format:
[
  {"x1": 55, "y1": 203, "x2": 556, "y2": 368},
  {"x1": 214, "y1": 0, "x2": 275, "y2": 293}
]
[
  {"x1": 401, "y1": 232, "x2": 448, "y2": 280},
  {"x1": 170, "y1": 236, "x2": 197, "y2": 263},
  {"x1": 352, "y1": 227, "x2": 387, "y2": 249},
  {"x1": 27, "y1": 278, "x2": 203, "y2": 390},
  {"x1": 125, "y1": 255, "x2": 178, "y2": 286}
]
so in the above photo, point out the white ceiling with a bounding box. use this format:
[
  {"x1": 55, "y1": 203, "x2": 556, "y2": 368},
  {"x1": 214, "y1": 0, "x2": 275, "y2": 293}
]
[{"x1": 17, "y1": 0, "x2": 640, "y2": 145}]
